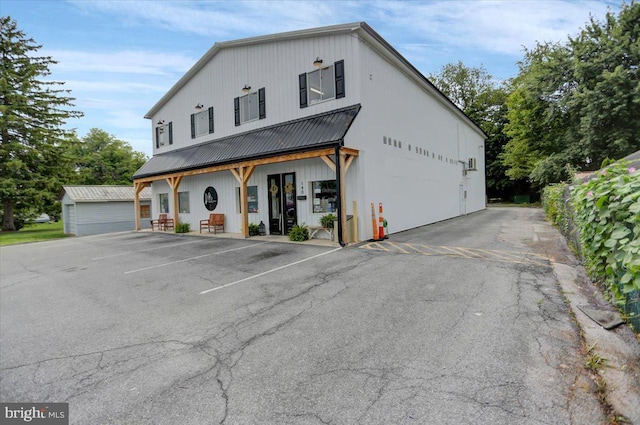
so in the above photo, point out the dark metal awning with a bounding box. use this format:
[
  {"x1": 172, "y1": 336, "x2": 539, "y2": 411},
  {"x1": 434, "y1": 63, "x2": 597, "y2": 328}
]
[{"x1": 133, "y1": 104, "x2": 361, "y2": 180}]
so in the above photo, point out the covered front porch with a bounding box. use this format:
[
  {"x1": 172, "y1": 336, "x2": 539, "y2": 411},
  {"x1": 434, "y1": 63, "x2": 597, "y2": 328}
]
[{"x1": 133, "y1": 105, "x2": 361, "y2": 245}]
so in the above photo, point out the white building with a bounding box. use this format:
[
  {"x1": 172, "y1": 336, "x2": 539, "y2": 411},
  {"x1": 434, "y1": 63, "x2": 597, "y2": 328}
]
[
  {"x1": 60, "y1": 185, "x2": 152, "y2": 236},
  {"x1": 133, "y1": 22, "x2": 486, "y2": 244}
]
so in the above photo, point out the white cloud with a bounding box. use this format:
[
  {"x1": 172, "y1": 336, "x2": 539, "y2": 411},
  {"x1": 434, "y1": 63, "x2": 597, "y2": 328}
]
[
  {"x1": 375, "y1": 0, "x2": 616, "y2": 56},
  {"x1": 63, "y1": 80, "x2": 167, "y2": 94},
  {"x1": 68, "y1": 0, "x2": 361, "y2": 38},
  {"x1": 105, "y1": 109, "x2": 149, "y2": 130},
  {"x1": 46, "y1": 49, "x2": 194, "y2": 75},
  {"x1": 68, "y1": 0, "x2": 617, "y2": 58}
]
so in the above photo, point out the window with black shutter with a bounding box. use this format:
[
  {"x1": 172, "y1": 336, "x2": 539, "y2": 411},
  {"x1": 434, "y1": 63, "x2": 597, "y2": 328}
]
[
  {"x1": 234, "y1": 97, "x2": 240, "y2": 126},
  {"x1": 208, "y1": 106, "x2": 214, "y2": 133},
  {"x1": 335, "y1": 60, "x2": 345, "y2": 99},
  {"x1": 190, "y1": 114, "x2": 195, "y2": 139},
  {"x1": 301, "y1": 59, "x2": 344, "y2": 105},
  {"x1": 168, "y1": 122, "x2": 173, "y2": 145},
  {"x1": 299, "y1": 73, "x2": 308, "y2": 108},
  {"x1": 235, "y1": 89, "x2": 262, "y2": 125},
  {"x1": 258, "y1": 88, "x2": 266, "y2": 119}
]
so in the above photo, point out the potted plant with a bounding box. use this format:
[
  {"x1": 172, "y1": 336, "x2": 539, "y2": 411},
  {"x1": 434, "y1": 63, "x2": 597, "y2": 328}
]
[{"x1": 320, "y1": 213, "x2": 336, "y2": 229}]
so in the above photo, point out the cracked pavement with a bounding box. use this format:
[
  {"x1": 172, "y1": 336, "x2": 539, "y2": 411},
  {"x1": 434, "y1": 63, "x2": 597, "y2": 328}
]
[{"x1": 0, "y1": 208, "x2": 610, "y2": 424}]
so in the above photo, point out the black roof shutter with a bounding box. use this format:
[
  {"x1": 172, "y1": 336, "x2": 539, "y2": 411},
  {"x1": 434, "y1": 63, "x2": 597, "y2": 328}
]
[
  {"x1": 234, "y1": 97, "x2": 240, "y2": 126},
  {"x1": 335, "y1": 60, "x2": 345, "y2": 99},
  {"x1": 208, "y1": 107, "x2": 214, "y2": 133},
  {"x1": 299, "y1": 73, "x2": 308, "y2": 108},
  {"x1": 258, "y1": 87, "x2": 266, "y2": 119}
]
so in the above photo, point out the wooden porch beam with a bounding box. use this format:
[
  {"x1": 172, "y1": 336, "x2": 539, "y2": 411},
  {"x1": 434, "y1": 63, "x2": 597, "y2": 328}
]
[
  {"x1": 166, "y1": 176, "x2": 182, "y2": 224},
  {"x1": 344, "y1": 155, "x2": 355, "y2": 173},
  {"x1": 339, "y1": 150, "x2": 347, "y2": 243},
  {"x1": 134, "y1": 147, "x2": 343, "y2": 184},
  {"x1": 134, "y1": 182, "x2": 147, "y2": 231},
  {"x1": 320, "y1": 155, "x2": 336, "y2": 172},
  {"x1": 229, "y1": 168, "x2": 241, "y2": 184}
]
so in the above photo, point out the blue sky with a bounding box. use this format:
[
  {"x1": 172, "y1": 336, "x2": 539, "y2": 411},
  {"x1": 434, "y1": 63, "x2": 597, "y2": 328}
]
[{"x1": 3, "y1": 0, "x2": 620, "y2": 157}]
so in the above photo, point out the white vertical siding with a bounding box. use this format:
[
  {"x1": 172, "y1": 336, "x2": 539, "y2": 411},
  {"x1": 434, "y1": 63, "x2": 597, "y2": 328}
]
[
  {"x1": 66, "y1": 204, "x2": 76, "y2": 235},
  {"x1": 73, "y1": 202, "x2": 139, "y2": 236},
  {"x1": 150, "y1": 33, "x2": 361, "y2": 155},
  {"x1": 144, "y1": 28, "x2": 486, "y2": 242},
  {"x1": 153, "y1": 158, "x2": 339, "y2": 234},
  {"x1": 341, "y1": 40, "x2": 485, "y2": 239}
]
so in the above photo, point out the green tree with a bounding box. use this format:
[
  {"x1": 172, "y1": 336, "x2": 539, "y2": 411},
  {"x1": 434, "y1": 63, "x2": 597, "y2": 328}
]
[
  {"x1": 430, "y1": 62, "x2": 518, "y2": 199},
  {"x1": 569, "y1": 2, "x2": 640, "y2": 166},
  {"x1": 66, "y1": 128, "x2": 147, "y2": 185},
  {"x1": 502, "y1": 2, "x2": 640, "y2": 188},
  {"x1": 502, "y1": 42, "x2": 578, "y2": 188},
  {"x1": 0, "y1": 17, "x2": 82, "y2": 231}
]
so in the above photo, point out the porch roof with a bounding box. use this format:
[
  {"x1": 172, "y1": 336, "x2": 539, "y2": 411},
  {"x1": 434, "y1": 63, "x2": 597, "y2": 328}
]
[{"x1": 133, "y1": 104, "x2": 361, "y2": 180}]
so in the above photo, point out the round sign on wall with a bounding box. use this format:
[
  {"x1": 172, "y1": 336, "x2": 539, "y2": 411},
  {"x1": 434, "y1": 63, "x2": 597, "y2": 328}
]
[{"x1": 204, "y1": 186, "x2": 218, "y2": 211}]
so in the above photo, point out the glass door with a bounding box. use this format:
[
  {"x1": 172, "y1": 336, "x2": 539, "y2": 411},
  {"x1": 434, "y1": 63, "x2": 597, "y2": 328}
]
[
  {"x1": 267, "y1": 173, "x2": 297, "y2": 235},
  {"x1": 283, "y1": 172, "x2": 297, "y2": 235},
  {"x1": 268, "y1": 174, "x2": 282, "y2": 235}
]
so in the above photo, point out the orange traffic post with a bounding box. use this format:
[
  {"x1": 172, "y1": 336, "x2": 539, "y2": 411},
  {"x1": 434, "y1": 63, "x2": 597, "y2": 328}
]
[
  {"x1": 378, "y1": 202, "x2": 385, "y2": 239},
  {"x1": 371, "y1": 202, "x2": 379, "y2": 240}
]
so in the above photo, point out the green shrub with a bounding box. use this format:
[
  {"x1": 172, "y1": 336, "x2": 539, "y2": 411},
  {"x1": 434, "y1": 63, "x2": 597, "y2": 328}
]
[
  {"x1": 248, "y1": 223, "x2": 260, "y2": 236},
  {"x1": 175, "y1": 222, "x2": 191, "y2": 233},
  {"x1": 288, "y1": 223, "x2": 309, "y2": 242},
  {"x1": 320, "y1": 213, "x2": 336, "y2": 229},
  {"x1": 542, "y1": 184, "x2": 566, "y2": 227},
  {"x1": 572, "y1": 162, "x2": 640, "y2": 299}
]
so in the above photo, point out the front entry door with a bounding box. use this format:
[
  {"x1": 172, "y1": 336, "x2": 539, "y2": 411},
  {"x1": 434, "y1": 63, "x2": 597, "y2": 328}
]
[{"x1": 267, "y1": 173, "x2": 296, "y2": 235}]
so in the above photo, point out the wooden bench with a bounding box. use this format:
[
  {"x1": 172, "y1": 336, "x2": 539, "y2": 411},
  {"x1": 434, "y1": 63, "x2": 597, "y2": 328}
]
[
  {"x1": 150, "y1": 213, "x2": 174, "y2": 231},
  {"x1": 200, "y1": 213, "x2": 225, "y2": 234},
  {"x1": 308, "y1": 226, "x2": 333, "y2": 240}
]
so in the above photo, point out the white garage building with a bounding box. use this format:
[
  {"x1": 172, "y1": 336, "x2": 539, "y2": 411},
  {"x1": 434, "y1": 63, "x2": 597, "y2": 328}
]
[{"x1": 60, "y1": 185, "x2": 152, "y2": 236}]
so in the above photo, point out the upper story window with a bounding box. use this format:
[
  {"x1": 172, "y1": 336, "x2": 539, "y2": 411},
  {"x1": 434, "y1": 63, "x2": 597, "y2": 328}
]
[
  {"x1": 299, "y1": 60, "x2": 345, "y2": 108},
  {"x1": 234, "y1": 88, "x2": 265, "y2": 126},
  {"x1": 155, "y1": 121, "x2": 173, "y2": 149},
  {"x1": 191, "y1": 107, "x2": 214, "y2": 138}
]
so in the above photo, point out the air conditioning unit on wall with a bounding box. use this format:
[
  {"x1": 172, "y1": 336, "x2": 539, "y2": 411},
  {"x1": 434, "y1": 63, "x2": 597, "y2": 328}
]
[{"x1": 468, "y1": 157, "x2": 477, "y2": 171}]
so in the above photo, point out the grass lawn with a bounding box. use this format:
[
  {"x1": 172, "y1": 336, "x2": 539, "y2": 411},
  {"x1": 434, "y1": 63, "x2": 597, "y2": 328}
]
[{"x1": 0, "y1": 221, "x2": 68, "y2": 246}]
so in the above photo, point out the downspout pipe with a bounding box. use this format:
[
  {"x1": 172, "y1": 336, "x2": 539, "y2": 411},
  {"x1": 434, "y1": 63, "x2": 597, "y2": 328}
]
[{"x1": 335, "y1": 145, "x2": 345, "y2": 247}]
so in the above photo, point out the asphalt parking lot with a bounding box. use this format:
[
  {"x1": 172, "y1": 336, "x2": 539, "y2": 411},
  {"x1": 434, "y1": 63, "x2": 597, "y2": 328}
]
[{"x1": 1, "y1": 208, "x2": 606, "y2": 424}]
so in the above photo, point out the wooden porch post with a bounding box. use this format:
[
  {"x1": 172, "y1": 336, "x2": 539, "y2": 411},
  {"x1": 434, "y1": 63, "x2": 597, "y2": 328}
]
[
  {"x1": 338, "y1": 149, "x2": 347, "y2": 243},
  {"x1": 134, "y1": 182, "x2": 146, "y2": 230},
  {"x1": 166, "y1": 176, "x2": 182, "y2": 224},
  {"x1": 230, "y1": 165, "x2": 256, "y2": 238}
]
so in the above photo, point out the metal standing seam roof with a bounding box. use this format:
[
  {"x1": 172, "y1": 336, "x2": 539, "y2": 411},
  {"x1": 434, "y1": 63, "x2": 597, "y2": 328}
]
[
  {"x1": 133, "y1": 104, "x2": 361, "y2": 180},
  {"x1": 60, "y1": 185, "x2": 152, "y2": 202}
]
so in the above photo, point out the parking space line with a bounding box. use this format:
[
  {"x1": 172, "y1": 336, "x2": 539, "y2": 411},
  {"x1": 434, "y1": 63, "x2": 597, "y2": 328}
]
[
  {"x1": 456, "y1": 247, "x2": 486, "y2": 258},
  {"x1": 124, "y1": 242, "x2": 270, "y2": 274},
  {"x1": 358, "y1": 241, "x2": 550, "y2": 267},
  {"x1": 200, "y1": 247, "x2": 342, "y2": 295},
  {"x1": 405, "y1": 244, "x2": 434, "y2": 255},
  {"x1": 387, "y1": 242, "x2": 410, "y2": 253},
  {"x1": 437, "y1": 245, "x2": 471, "y2": 257},
  {"x1": 92, "y1": 239, "x2": 204, "y2": 260},
  {"x1": 361, "y1": 242, "x2": 389, "y2": 251}
]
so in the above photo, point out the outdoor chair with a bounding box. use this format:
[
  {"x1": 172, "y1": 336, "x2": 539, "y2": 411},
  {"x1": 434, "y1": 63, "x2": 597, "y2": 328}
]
[
  {"x1": 200, "y1": 213, "x2": 225, "y2": 234},
  {"x1": 151, "y1": 213, "x2": 174, "y2": 231}
]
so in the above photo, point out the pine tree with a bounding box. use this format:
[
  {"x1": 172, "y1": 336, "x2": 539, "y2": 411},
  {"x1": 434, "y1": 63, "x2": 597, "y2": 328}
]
[{"x1": 0, "y1": 16, "x2": 82, "y2": 231}]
